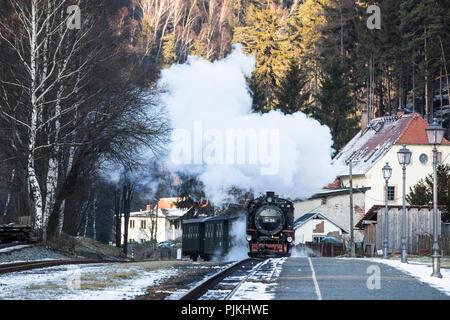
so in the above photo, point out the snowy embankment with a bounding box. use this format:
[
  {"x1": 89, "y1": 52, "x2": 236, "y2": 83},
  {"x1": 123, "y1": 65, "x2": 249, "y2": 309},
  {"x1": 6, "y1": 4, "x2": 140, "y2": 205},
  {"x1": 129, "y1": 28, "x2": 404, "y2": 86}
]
[
  {"x1": 0, "y1": 245, "x2": 70, "y2": 264},
  {"x1": 0, "y1": 245, "x2": 33, "y2": 253},
  {"x1": 0, "y1": 261, "x2": 233, "y2": 300},
  {"x1": 369, "y1": 258, "x2": 450, "y2": 296},
  {"x1": 0, "y1": 262, "x2": 179, "y2": 300}
]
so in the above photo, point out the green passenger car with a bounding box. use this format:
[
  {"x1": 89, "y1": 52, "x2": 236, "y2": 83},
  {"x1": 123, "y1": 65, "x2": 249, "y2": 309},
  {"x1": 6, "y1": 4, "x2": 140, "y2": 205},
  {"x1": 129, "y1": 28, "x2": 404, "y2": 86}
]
[
  {"x1": 181, "y1": 218, "x2": 205, "y2": 261},
  {"x1": 182, "y1": 215, "x2": 238, "y2": 261}
]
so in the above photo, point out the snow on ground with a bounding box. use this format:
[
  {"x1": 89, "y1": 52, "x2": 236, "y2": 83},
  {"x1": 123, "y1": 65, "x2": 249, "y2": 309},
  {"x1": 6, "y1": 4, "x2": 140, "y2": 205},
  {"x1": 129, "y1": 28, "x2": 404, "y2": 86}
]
[
  {"x1": 229, "y1": 257, "x2": 287, "y2": 300},
  {"x1": 0, "y1": 262, "x2": 179, "y2": 300},
  {"x1": 0, "y1": 245, "x2": 33, "y2": 253},
  {"x1": 165, "y1": 263, "x2": 235, "y2": 300},
  {"x1": 368, "y1": 258, "x2": 450, "y2": 296}
]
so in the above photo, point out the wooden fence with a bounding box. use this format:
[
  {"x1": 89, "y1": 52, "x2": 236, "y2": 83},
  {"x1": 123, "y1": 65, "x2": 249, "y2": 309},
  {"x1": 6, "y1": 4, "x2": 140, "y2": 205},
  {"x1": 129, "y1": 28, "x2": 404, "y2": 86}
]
[
  {"x1": 304, "y1": 242, "x2": 345, "y2": 257},
  {"x1": 417, "y1": 234, "x2": 450, "y2": 256},
  {"x1": 374, "y1": 207, "x2": 442, "y2": 254}
]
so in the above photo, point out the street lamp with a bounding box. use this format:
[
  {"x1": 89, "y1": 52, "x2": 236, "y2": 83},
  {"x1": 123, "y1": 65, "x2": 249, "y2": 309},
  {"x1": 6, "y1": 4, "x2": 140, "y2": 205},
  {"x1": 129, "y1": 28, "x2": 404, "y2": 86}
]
[
  {"x1": 382, "y1": 162, "x2": 392, "y2": 259},
  {"x1": 397, "y1": 144, "x2": 411, "y2": 263},
  {"x1": 426, "y1": 118, "x2": 445, "y2": 278}
]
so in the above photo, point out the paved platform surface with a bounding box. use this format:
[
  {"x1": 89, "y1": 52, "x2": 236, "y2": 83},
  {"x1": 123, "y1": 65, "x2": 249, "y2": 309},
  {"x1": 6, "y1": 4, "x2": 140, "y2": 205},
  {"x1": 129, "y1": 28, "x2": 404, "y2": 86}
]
[{"x1": 274, "y1": 257, "x2": 449, "y2": 300}]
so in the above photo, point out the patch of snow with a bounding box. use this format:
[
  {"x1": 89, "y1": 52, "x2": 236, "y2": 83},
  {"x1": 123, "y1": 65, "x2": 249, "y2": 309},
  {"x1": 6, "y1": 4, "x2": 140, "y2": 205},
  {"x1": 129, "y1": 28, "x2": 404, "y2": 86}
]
[
  {"x1": 368, "y1": 258, "x2": 450, "y2": 296},
  {"x1": 229, "y1": 257, "x2": 287, "y2": 300},
  {"x1": 0, "y1": 245, "x2": 33, "y2": 253},
  {"x1": 0, "y1": 263, "x2": 179, "y2": 300}
]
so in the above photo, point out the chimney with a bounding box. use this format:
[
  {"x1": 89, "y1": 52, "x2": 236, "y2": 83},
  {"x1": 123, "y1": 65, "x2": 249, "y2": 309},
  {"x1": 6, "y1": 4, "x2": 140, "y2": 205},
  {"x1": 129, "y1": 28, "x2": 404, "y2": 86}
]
[{"x1": 361, "y1": 107, "x2": 369, "y2": 133}]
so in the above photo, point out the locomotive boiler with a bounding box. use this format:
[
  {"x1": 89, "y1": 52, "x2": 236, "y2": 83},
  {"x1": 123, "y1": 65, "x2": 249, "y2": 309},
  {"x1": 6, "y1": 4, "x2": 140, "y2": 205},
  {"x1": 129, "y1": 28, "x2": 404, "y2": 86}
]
[{"x1": 246, "y1": 191, "x2": 294, "y2": 258}]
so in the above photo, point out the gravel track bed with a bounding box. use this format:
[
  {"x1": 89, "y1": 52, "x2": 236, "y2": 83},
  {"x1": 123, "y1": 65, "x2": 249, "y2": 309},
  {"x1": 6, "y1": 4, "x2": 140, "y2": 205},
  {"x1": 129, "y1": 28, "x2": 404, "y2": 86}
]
[
  {"x1": 136, "y1": 262, "x2": 232, "y2": 300},
  {"x1": 0, "y1": 245, "x2": 72, "y2": 264}
]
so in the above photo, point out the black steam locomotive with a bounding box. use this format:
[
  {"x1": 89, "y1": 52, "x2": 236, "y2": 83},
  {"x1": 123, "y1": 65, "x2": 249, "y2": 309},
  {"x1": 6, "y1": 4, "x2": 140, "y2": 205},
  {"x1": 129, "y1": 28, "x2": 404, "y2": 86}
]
[{"x1": 246, "y1": 191, "x2": 294, "y2": 258}]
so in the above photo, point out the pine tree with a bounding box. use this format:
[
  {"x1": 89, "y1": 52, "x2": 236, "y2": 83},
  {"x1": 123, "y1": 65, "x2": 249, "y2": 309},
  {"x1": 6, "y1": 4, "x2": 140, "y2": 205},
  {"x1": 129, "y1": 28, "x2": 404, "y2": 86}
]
[
  {"x1": 316, "y1": 59, "x2": 358, "y2": 152},
  {"x1": 233, "y1": 3, "x2": 298, "y2": 112},
  {"x1": 406, "y1": 164, "x2": 450, "y2": 222},
  {"x1": 274, "y1": 58, "x2": 311, "y2": 115}
]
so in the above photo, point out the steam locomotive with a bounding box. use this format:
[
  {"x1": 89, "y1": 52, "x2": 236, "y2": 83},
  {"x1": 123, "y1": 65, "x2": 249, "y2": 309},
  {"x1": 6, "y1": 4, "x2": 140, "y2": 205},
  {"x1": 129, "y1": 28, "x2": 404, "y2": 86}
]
[{"x1": 246, "y1": 191, "x2": 294, "y2": 258}]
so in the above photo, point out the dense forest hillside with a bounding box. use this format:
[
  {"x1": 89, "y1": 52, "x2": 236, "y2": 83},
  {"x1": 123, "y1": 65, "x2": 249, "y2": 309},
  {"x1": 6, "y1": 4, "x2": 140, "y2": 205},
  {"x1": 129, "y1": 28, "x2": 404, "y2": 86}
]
[{"x1": 117, "y1": 0, "x2": 449, "y2": 146}]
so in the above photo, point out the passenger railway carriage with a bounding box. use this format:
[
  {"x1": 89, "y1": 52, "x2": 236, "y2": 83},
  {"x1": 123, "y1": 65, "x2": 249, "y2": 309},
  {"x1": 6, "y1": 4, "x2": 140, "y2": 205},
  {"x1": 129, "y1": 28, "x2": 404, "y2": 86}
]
[{"x1": 182, "y1": 215, "x2": 238, "y2": 261}]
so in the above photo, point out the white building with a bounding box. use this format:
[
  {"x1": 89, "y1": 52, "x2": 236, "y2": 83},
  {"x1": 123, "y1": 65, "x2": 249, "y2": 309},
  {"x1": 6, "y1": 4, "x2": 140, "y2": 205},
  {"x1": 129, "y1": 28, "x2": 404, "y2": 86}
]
[
  {"x1": 293, "y1": 187, "x2": 369, "y2": 242},
  {"x1": 121, "y1": 198, "x2": 187, "y2": 244},
  {"x1": 294, "y1": 113, "x2": 449, "y2": 244},
  {"x1": 293, "y1": 212, "x2": 348, "y2": 244},
  {"x1": 332, "y1": 113, "x2": 450, "y2": 214}
]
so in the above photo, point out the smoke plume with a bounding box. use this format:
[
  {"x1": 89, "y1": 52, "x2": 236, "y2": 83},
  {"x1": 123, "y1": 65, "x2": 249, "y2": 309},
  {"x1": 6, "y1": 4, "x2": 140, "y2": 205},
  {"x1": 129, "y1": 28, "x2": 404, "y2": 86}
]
[{"x1": 158, "y1": 44, "x2": 341, "y2": 203}]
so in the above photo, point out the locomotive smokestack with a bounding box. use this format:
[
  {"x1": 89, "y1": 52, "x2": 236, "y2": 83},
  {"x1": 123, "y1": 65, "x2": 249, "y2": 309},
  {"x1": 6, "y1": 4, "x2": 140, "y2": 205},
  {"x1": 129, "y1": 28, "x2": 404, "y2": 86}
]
[{"x1": 266, "y1": 191, "x2": 275, "y2": 197}]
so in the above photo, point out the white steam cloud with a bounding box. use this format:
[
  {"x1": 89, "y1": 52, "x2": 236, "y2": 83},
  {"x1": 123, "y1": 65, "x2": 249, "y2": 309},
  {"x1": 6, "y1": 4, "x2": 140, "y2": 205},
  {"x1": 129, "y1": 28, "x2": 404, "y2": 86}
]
[{"x1": 158, "y1": 44, "x2": 341, "y2": 203}]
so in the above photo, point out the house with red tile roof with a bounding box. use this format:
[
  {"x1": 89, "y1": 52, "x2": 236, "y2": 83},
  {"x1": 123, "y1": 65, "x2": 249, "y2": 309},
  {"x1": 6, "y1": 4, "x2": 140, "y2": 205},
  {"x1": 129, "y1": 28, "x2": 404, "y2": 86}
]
[
  {"x1": 293, "y1": 113, "x2": 449, "y2": 244},
  {"x1": 332, "y1": 113, "x2": 450, "y2": 216},
  {"x1": 121, "y1": 198, "x2": 187, "y2": 244}
]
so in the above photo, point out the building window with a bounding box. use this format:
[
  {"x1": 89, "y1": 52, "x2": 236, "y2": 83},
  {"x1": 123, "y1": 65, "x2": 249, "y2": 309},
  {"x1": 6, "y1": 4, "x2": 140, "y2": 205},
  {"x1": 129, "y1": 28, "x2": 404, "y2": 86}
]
[
  {"x1": 129, "y1": 220, "x2": 135, "y2": 229},
  {"x1": 437, "y1": 152, "x2": 442, "y2": 164},
  {"x1": 387, "y1": 186, "x2": 396, "y2": 201},
  {"x1": 313, "y1": 236, "x2": 324, "y2": 243},
  {"x1": 141, "y1": 220, "x2": 146, "y2": 229}
]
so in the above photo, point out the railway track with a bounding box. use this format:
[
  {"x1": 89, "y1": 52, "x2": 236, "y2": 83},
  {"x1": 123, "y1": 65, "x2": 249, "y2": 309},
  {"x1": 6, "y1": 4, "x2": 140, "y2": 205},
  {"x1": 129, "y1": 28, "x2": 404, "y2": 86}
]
[
  {"x1": 178, "y1": 258, "x2": 264, "y2": 300},
  {"x1": 0, "y1": 259, "x2": 113, "y2": 275}
]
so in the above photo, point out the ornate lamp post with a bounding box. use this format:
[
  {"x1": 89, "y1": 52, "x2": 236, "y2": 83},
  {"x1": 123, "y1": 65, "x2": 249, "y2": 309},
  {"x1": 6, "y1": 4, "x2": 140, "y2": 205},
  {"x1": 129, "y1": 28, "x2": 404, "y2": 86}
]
[
  {"x1": 426, "y1": 118, "x2": 445, "y2": 278},
  {"x1": 382, "y1": 162, "x2": 392, "y2": 259},
  {"x1": 397, "y1": 144, "x2": 411, "y2": 263}
]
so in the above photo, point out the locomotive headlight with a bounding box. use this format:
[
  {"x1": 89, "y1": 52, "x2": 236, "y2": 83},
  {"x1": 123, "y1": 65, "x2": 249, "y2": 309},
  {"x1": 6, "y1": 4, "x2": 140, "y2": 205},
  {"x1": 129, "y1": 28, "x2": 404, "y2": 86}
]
[
  {"x1": 246, "y1": 234, "x2": 252, "y2": 242},
  {"x1": 286, "y1": 236, "x2": 293, "y2": 243}
]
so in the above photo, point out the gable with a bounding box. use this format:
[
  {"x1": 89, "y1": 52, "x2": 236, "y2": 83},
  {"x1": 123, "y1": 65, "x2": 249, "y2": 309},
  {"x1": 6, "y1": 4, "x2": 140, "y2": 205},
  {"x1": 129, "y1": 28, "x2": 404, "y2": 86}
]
[{"x1": 397, "y1": 114, "x2": 450, "y2": 145}]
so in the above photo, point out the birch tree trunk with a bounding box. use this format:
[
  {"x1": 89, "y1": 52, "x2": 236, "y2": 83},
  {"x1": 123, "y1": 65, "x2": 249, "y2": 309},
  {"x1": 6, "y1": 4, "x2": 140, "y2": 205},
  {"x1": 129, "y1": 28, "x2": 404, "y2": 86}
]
[{"x1": 3, "y1": 169, "x2": 15, "y2": 216}]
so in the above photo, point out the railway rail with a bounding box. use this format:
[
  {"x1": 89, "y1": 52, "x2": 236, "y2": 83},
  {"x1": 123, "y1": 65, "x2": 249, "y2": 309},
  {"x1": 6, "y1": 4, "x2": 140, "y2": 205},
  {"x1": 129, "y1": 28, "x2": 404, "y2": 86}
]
[
  {"x1": 178, "y1": 258, "x2": 263, "y2": 300},
  {"x1": 0, "y1": 259, "x2": 114, "y2": 275}
]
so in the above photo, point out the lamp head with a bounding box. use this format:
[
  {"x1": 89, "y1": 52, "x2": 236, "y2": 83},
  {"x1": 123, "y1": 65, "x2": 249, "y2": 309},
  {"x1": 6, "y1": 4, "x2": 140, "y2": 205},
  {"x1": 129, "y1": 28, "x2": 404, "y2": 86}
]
[
  {"x1": 382, "y1": 162, "x2": 392, "y2": 180},
  {"x1": 397, "y1": 144, "x2": 412, "y2": 166},
  {"x1": 426, "y1": 118, "x2": 445, "y2": 146}
]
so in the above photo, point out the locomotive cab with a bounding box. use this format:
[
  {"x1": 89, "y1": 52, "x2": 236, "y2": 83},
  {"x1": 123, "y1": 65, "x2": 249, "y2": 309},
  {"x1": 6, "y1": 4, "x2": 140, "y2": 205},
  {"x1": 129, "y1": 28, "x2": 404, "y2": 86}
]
[{"x1": 246, "y1": 191, "x2": 294, "y2": 258}]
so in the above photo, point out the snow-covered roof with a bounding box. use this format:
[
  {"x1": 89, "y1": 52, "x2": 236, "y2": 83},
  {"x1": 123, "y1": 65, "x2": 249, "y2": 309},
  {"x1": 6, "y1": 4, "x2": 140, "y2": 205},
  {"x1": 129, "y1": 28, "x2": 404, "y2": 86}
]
[
  {"x1": 332, "y1": 115, "x2": 409, "y2": 176},
  {"x1": 331, "y1": 113, "x2": 450, "y2": 177}
]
